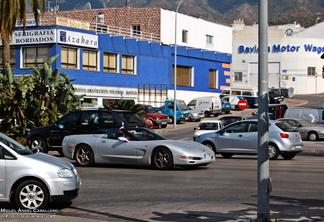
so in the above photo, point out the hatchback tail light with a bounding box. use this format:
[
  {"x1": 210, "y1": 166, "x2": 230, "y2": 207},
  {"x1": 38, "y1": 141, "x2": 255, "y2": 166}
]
[{"x1": 280, "y1": 133, "x2": 289, "y2": 138}]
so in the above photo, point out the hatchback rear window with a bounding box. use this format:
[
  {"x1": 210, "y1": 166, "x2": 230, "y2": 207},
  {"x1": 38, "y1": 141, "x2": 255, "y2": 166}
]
[
  {"x1": 118, "y1": 112, "x2": 144, "y2": 124},
  {"x1": 275, "y1": 122, "x2": 297, "y2": 132}
]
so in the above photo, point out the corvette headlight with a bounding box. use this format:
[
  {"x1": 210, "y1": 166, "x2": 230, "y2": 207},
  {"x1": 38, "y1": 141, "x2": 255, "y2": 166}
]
[{"x1": 57, "y1": 168, "x2": 74, "y2": 178}]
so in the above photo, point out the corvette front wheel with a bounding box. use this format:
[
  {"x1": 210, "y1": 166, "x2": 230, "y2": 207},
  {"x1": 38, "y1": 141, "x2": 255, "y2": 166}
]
[{"x1": 152, "y1": 148, "x2": 173, "y2": 170}]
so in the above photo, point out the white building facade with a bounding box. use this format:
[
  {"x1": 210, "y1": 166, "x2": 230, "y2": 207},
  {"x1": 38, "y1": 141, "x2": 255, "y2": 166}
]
[
  {"x1": 231, "y1": 19, "x2": 324, "y2": 95},
  {"x1": 161, "y1": 9, "x2": 232, "y2": 54}
]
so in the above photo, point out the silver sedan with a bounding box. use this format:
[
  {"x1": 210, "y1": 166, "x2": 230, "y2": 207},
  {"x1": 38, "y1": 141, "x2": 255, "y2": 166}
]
[
  {"x1": 62, "y1": 127, "x2": 215, "y2": 170},
  {"x1": 195, "y1": 120, "x2": 303, "y2": 160},
  {"x1": 277, "y1": 118, "x2": 324, "y2": 141}
]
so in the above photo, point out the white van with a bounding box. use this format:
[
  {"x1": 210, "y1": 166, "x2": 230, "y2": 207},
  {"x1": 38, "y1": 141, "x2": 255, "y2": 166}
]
[
  {"x1": 220, "y1": 86, "x2": 258, "y2": 107},
  {"x1": 187, "y1": 96, "x2": 222, "y2": 117},
  {"x1": 284, "y1": 108, "x2": 324, "y2": 124}
]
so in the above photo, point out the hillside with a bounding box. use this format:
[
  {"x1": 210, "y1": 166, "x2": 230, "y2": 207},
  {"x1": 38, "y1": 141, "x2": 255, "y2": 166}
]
[{"x1": 45, "y1": 0, "x2": 324, "y2": 28}]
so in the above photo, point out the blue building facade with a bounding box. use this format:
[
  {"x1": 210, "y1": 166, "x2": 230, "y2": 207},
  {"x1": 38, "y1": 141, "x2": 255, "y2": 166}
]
[{"x1": 5, "y1": 24, "x2": 232, "y2": 106}]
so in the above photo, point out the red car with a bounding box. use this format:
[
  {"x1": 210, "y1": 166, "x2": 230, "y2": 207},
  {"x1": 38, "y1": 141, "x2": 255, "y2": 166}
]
[{"x1": 139, "y1": 105, "x2": 169, "y2": 128}]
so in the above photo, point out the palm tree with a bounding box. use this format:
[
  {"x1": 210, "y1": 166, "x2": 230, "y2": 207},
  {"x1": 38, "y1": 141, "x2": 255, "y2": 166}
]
[{"x1": 0, "y1": 0, "x2": 45, "y2": 67}]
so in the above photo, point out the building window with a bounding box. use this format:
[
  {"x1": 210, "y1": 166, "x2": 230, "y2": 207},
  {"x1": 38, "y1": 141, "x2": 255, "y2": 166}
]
[
  {"x1": 61, "y1": 47, "x2": 77, "y2": 69},
  {"x1": 182, "y1": 30, "x2": 188, "y2": 43},
  {"x1": 122, "y1": 55, "x2": 135, "y2": 74},
  {"x1": 0, "y1": 48, "x2": 16, "y2": 69},
  {"x1": 209, "y1": 69, "x2": 218, "y2": 89},
  {"x1": 131, "y1": 24, "x2": 141, "y2": 36},
  {"x1": 103, "y1": 52, "x2": 118, "y2": 73},
  {"x1": 234, "y1": 72, "x2": 242, "y2": 82},
  {"x1": 173, "y1": 65, "x2": 192, "y2": 87},
  {"x1": 23, "y1": 47, "x2": 49, "y2": 68},
  {"x1": 83, "y1": 49, "x2": 98, "y2": 71},
  {"x1": 307, "y1": 67, "x2": 316, "y2": 76},
  {"x1": 206, "y1": 35, "x2": 213, "y2": 45}
]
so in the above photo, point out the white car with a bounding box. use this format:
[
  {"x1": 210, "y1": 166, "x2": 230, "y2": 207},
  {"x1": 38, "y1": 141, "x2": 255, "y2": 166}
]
[
  {"x1": 221, "y1": 95, "x2": 244, "y2": 110},
  {"x1": 193, "y1": 120, "x2": 224, "y2": 141}
]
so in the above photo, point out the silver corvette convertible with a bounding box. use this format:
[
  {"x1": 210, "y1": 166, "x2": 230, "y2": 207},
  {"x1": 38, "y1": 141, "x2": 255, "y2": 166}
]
[{"x1": 62, "y1": 127, "x2": 215, "y2": 170}]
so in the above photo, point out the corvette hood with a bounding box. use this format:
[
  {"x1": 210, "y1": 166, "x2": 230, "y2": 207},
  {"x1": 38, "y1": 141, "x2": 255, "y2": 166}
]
[{"x1": 161, "y1": 140, "x2": 211, "y2": 152}]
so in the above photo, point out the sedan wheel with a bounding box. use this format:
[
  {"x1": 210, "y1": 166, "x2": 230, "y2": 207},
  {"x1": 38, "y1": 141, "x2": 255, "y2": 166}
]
[
  {"x1": 75, "y1": 145, "x2": 94, "y2": 167},
  {"x1": 152, "y1": 148, "x2": 173, "y2": 170},
  {"x1": 308, "y1": 132, "x2": 318, "y2": 141},
  {"x1": 15, "y1": 180, "x2": 49, "y2": 209},
  {"x1": 29, "y1": 137, "x2": 48, "y2": 153},
  {"x1": 269, "y1": 144, "x2": 279, "y2": 160}
]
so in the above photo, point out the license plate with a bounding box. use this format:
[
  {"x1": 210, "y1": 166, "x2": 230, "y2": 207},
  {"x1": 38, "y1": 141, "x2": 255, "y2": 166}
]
[
  {"x1": 295, "y1": 145, "x2": 303, "y2": 149},
  {"x1": 161, "y1": 122, "x2": 167, "y2": 124},
  {"x1": 204, "y1": 154, "x2": 210, "y2": 160},
  {"x1": 185, "y1": 117, "x2": 188, "y2": 120}
]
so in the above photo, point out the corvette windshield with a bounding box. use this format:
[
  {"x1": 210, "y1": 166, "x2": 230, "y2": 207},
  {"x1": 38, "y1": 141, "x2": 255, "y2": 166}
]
[{"x1": 124, "y1": 128, "x2": 166, "y2": 141}]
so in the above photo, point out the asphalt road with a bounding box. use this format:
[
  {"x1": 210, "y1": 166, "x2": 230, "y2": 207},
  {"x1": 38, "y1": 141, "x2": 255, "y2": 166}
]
[
  {"x1": 0, "y1": 95, "x2": 323, "y2": 222},
  {"x1": 2, "y1": 153, "x2": 322, "y2": 222}
]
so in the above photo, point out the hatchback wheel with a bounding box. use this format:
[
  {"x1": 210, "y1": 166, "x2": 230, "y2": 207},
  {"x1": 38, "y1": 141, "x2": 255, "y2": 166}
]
[
  {"x1": 308, "y1": 132, "x2": 318, "y2": 141},
  {"x1": 281, "y1": 153, "x2": 296, "y2": 160},
  {"x1": 75, "y1": 145, "x2": 94, "y2": 167},
  {"x1": 221, "y1": 153, "x2": 233, "y2": 158},
  {"x1": 15, "y1": 180, "x2": 49, "y2": 209},
  {"x1": 202, "y1": 142, "x2": 216, "y2": 154},
  {"x1": 269, "y1": 144, "x2": 279, "y2": 160},
  {"x1": 29, "y1": 137, "x2": 48, "y2": 153},
  {"x1": 152, "y1": 148, "x2": 173, "y2": 170}
]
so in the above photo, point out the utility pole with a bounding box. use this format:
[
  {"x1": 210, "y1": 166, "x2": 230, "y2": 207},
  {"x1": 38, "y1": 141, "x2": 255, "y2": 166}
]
[
  {"x1": 257, "y1": 0, "x2": 271, "y2": 221},
  {"x1": 173, "y1": 0, "x2": 184, "y2": 128}
]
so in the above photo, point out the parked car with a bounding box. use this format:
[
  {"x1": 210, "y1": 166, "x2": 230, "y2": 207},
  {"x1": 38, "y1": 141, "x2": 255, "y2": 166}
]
[
  {"x1": 221, "y1": 98, "x2": 231, "y2": 114},
  {"x1": 221, "y1": 95, "x2": 244, "y2": 110},
  {"x1": 62, "y1": 127, "x2": 215, "y2": 170},
  {"x1": 193, "y1": 120, "x2": 224, "y2": 141},
  {"x1": 277, "y1": 118, "x2": 324, "y2": 141},
  {"x1": 269, "y1": 88, "x2": 284, "y2": 104},
  {"x1": 187, "y1": 96, "x2": 222, "y2": 117},
  {"x1": 283, "y1": 107, "x2": 324, "y2": 124},
  {"x1": 219, "y1": 116, "x2": 245, "y2": 126},
  {"x1": 0, "y1": 132, "x2": 81, "y2": 209},
  {"x1": 220, "y1": 85, "x2": 258, "y2": 107},
  {"x1": 27, "y1": 108, "x2": 146, "y2": 154},
  {"x1": 188, "y1": 107, "x2": 204, "y2": 121},
  {"x1": 248, "y1": 104, "x2": 288, "y2": 120},
  {"x1": 195, "y1": 119, "x2": 303, "y2": 160},
  {"x1": 139, "y1": 104, "x2": 169, "y2": 128}
]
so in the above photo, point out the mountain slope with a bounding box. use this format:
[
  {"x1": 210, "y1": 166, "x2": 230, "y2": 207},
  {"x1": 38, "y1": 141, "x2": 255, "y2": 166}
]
[{"x1": 52, "y1": 0, "x2": 324, "y2": 27}]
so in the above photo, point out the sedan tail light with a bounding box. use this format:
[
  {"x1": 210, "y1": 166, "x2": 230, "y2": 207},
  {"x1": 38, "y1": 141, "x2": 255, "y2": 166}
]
[{"x1": 280, "y1": 133, "x2": 289, "y2": 138}]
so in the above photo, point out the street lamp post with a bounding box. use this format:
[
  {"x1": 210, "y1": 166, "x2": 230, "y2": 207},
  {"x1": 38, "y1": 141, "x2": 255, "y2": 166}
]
[{"x1": 174, "y1": 0, "x2": 184, "y2": 128}]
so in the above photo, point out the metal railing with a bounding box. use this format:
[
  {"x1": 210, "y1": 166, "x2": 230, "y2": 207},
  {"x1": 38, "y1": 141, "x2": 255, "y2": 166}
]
[{"x1": 91, "y1": 23, "x2": 160, "y2": 42}]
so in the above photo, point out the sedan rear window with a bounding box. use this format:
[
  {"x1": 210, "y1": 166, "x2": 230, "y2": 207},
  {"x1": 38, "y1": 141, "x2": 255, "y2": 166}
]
[{"x1": 275, "y1": 122, "x2": 297, "y2": 132}]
